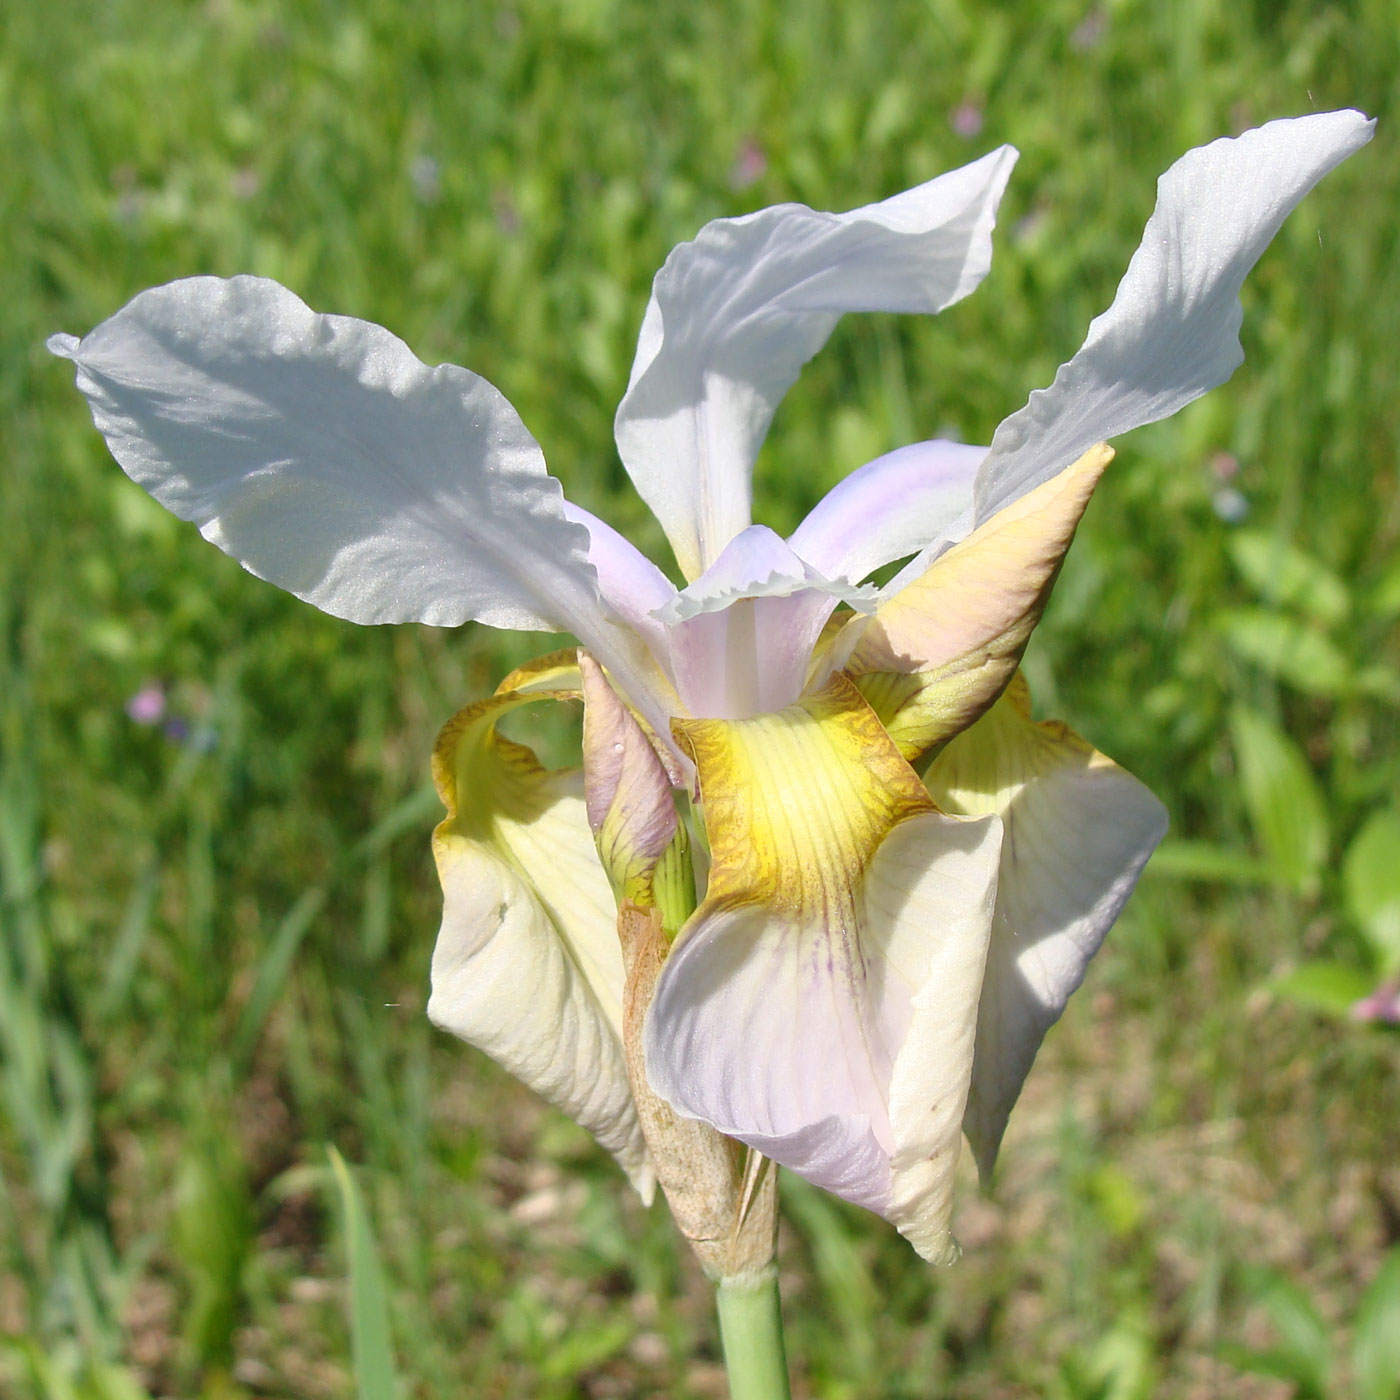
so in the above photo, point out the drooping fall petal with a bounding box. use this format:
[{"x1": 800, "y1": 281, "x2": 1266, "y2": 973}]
[
  {"x1": 427, "y1": 653, "x2": 652, "y2": 1198},
  {"x1": 925, "y1": 675, "x2": 1168, "y2": 1179},
  {"x1": 644, "y1": 674, "x2": 1002, "y2": 1262},
  {"x1": 615, "y1": 148, "x2": 1017, "y2": 580}
]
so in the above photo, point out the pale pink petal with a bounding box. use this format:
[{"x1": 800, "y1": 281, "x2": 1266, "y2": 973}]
[
  {"x1": 645, "y1": 809, "x2": 1002, "y2": 1260},
  {"x1": 788, "y1": 439, "x2": 985, "y2": 582},
  {"x1": 656, "y1": 525, "x2": 874, "y2": 717}
]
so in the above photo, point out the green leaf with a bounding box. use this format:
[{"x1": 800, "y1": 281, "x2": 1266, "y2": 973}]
[
  {"x1": 0, "y1": 1345, "x2": 155, "y2": 1400},
  {"x1": 0, "y1": 1339, "x2": 81, "y2": 1400},
  {"x1": 1058, "y1": 1320, "x2": 1156, "y2": 1400},
  {"x1": 231, "y1": 785, "x2": 439, "y2": 1069},
  {"x1": 1083, "y1": 1323, "x2": 1155, "y2": 1400},
  {"x1": 1085, "y1": 1164, "x2": 1146, "y2": 1239},
  {"x1": 1229, "y1": 708, "x2": 1329, "y2": 898},
  {"x1": 1369, "y1": 557, "x2": 1400, "y2": 619},
  {"x1": 1145, "y1": 839, "x2": 1275, "y2": 885},
  {"x1": 1355, "y1": 1247, "x2": 1400, "y2": 1400},
  {"x1": 1269, "y1": 961, "x2": 1375, "y2": 1015},
  {"x1": 173, "y1": 1127, "x2": 253, "y2": 1368},
  {"x1": 1218, "y1": 1341, "x2": 1326, "y2": 1396},
  {"x1": 1230, "y1": 1268, "x2": 1332, "y2": 1398},
  {"x1": 1355, "y1": 664, "x2": 1400, "y2": 703},
  {"x1": 1217, "y1": 609, "x2": 1352, "y2": 696},
  {"x1": 1255, "y1": 1274, "x2": 1331, "y2": 1389},
  {"x1": 1227, "y1": 530, "x2": 1351, "y2": 624},
  {"x1": 328, "y1": 1147, "x2": 400, "y2": 1400},
  {"x1": 539, "y1": 1319, "x2": 634, "y2": 1381},
  {"x1": 779, "y1": 1174, "x2": 878, "y2": 1373},
  {"x1": 84, "y1": 1364, "x2": 155, "y2": 1400},
  {"x1": 231, "y1": 886, "x2": 328, "y2": 1070},
  {"x1": 1343, "y1": 809, "x2": 1400, "y2": 975}
]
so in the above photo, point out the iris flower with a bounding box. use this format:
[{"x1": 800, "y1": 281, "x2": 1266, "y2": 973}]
[{"x1": 52, "y1": 111, "x2": 1371, "y2": 1267}]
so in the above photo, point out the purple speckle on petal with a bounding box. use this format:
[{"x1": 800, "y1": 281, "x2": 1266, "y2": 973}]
[{"x1": 127, "y1": 686, "x2": 167, "y2": 725}]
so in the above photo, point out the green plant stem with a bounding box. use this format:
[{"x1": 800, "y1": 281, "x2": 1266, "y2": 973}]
[{"x1": 715, "y1": 1269, "x2": 790, "y2": 1400}]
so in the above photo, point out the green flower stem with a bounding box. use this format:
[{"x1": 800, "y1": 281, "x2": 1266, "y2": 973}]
[
  {"x1": 651, "y1": 819, "x2": 695, "y2": 938},
  {"x1": 715, "y1": 1268, "x2": 790, "y2": 1400}
]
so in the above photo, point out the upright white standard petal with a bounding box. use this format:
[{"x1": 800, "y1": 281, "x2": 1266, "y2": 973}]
[
  {"x1": 49, "y1": 276, "x2": 671, "y2": 722},
  {"x1": 971, "y1": 110, "x2": 1374, "y2": 525},
  {"x1": 615, "y1": 148, "x2": 1018, "y2": 580},
  {"x1": 925, "y1": 676, "x2": 1168, "y2": 1179}
]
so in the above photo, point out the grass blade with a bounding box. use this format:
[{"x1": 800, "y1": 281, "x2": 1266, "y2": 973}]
[{"x1": 328, "y1": 1147, "x2": 399, "y2": 1400}]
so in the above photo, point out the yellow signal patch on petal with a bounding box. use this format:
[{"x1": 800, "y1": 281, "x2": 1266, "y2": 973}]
[
  {"x1": 672, "y1": 671, "x2": 935, "y2": 918},
  {"x1": 649, "y1": 673, "x2": 1003, "y2": 1262},
  {"x1": 926, "y1": 669, "x2": 1107, "y2": 812},
  {"x1": 431, "y1": 648, "x2": 583, "y2": 833},
  {"x1": 428, "y1": 650, "x2": 653, "y2": 1199},
  {"x1": 847, "y1": 442, "x2": 1113, "y2": 762}
]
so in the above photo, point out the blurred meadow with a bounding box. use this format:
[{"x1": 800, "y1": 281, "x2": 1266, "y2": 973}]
[{"x1": 3, "y1": 0, "x2": 1400, "y2": 1395}]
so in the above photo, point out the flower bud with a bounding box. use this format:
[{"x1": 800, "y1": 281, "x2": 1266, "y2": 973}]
[{"x1": 580, "y1": 652, "x2": 679, "y2": 909}]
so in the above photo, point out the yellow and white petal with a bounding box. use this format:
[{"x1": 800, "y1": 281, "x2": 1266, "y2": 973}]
[
  {"x1": 427, "y1": 653, "x2": 652, "y2": 1198},
  {"x1": 925, "y1": 675, "x2": 1167, "y2": 1180},
  {"x1": 643, "y1": 674, "x2": 1002, "y2": 1261},
  {"x1": 846, "y1": 443, "x2": 1112, "y2": 762}
]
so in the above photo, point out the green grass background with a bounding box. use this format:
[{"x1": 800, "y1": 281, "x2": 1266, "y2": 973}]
[{"x1": 3, "y1": 0, "x2": 1399, "y2": 1395}]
